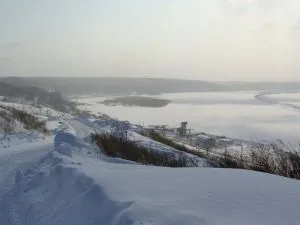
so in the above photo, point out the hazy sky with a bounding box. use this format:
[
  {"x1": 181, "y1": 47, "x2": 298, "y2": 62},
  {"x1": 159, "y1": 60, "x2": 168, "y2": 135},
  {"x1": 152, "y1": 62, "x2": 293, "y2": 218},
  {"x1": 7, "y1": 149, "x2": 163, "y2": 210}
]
[{"x1": 1, "y1": 0, "x2": 300, "y2": 81}]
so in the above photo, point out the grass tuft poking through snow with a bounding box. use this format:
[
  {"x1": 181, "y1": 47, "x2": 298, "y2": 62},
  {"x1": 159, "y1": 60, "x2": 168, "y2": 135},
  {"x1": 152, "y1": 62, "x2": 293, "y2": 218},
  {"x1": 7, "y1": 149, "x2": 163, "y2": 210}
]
[
  {"x1": 0, "y1": 106, "x2": 49, "y2": 134},
  {"x1": 146, "y1": 130, "x2": 208, "y2": 158},
  {"x1": 91, "y1": 133, "x2": 198, "y2": 167},
  {"x1": 144, "y1": 130, "x2": 300, "y2": 179}
]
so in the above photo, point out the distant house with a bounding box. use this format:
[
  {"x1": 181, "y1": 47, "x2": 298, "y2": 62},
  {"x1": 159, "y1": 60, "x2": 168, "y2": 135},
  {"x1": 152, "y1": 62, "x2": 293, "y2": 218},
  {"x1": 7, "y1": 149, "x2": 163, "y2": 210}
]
[
  {"x1": 196, "y1": 134, "x2": 216, "y2": 150},
  {"x1": 178, "y1": 122, "x2": 188, "y2": 136}
]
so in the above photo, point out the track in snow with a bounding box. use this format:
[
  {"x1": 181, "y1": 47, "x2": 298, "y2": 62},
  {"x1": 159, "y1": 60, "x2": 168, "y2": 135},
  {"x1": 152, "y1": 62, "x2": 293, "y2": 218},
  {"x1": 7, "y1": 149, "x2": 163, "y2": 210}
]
[
  {"x1": 68, "y1": 119, "x2": 95, "y2": 139},
  {"x1": 0, "y1": 145, "x2": 51, "y2": 196},
  {"x1": 0, "y1": 119, "x2": 93, "y2": 197}
]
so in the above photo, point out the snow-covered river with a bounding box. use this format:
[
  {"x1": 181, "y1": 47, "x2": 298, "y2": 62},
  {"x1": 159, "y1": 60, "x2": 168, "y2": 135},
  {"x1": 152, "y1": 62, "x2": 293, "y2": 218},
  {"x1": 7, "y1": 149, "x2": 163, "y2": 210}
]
[{"x1": 74, "y1": 91, "x2": 300, "y2": 142}]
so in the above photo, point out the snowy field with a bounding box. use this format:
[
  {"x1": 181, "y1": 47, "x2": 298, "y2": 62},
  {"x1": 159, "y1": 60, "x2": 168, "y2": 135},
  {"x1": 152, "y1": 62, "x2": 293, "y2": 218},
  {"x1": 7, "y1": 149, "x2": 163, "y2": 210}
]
[
  {"x1": 1, "y1": 130, "x2": 299, "y2": 225},
  {"x1": 74, "y1": 91, "x2": 300, "y2": 143},
  {"x1": 1, "y1": 98, "x2": 300, "y2": 224}
]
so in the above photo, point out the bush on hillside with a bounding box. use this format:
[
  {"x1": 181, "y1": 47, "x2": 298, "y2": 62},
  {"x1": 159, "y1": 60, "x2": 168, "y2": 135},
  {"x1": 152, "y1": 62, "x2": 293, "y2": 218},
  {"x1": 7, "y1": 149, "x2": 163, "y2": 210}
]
[
  {"x1": 0, "y1": 106, "x2": 48, "y2": 134},
  {"x1": 0, "y1": 82, "x2": 77, "y2": 113},
  {"x1": 146, "y1": 130, "x2": 208, "y2": 158},
  {"x1": 91, "y1": 133, "x2": 196, "y2": 167},
  {"x1": 142, "y1": 130, "x2": 300, "y2": 179}
]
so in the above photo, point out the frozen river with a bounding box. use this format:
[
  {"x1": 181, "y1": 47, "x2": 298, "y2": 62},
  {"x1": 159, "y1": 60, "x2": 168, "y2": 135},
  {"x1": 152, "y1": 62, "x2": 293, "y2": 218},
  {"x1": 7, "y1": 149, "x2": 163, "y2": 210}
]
[{"x1": 74, "y1": 91, "x2": 300, "y2": 143}]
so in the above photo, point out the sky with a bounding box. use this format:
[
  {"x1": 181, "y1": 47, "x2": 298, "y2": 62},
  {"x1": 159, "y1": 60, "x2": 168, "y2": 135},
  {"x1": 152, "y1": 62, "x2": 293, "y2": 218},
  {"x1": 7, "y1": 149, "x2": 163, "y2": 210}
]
[{"x1": 0, "y1": 0, "x2": 300, "y2": 81}]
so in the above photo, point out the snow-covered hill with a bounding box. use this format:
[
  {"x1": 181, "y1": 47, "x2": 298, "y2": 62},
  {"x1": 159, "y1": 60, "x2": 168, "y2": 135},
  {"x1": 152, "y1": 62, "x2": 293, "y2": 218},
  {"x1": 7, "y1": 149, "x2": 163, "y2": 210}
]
[
  {"x1": 1, "y1": 101, "x2": 300, "y2": 225},
  {"x1": 0, "y1": 101, "x2": 72, "y2": 152},
  {"x1": 1, "y1": 131, "x2": 299, "y2": 225}
]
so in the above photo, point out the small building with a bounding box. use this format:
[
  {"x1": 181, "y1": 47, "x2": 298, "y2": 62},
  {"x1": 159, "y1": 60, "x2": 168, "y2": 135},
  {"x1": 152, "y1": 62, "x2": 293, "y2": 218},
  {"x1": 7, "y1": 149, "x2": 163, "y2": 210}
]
[
  {"x1": 196, "y1": 134, "x2": 216, "y2": 150},
  {"x1": 178, "y1": 122, "x2": 188, "y2": 136}
]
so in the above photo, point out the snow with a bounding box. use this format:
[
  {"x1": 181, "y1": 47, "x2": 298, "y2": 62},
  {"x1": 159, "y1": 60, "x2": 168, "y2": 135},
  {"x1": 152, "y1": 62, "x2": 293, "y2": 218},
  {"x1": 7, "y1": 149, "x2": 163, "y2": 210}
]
[
  {"x1": 0, "y1": 133, "x2": 52, "y2": 153},
  {"x1": 54, "y1": 132, "x2": 76, "y2": 157},
  {"x1": 73, "y1": 115, "x2": 204, "y2": 164},
  {"x1": 1, "y1": 104, "x2": 300, "y2": 224},
  {"x1": 196, "y1": 134, "x2": 213, "y2": 140},
  {"x1": 69, "y1": 119, "x2": 96, "y2": 138},
  {"x1": 46, "y1": 120, "x2": 76, "y2": 135},
  {"x1": 1, "y1": 140, "x2": 300, "y2": 225},
  {"x1": 0, "y1": 145, "x2": 52, "y2": 198},
  {"x1": 266, "y1": 92, "x2": 300, "y2": 103},
  {"x1": 0, "y1": 102, "x2": 63, "y2": 118},
  {"x1": 81, "y1": 117, "x2": 210, "y2": 167},
  {"x1": 79, "y1": 157, "x2": 300, "y2": 225},
  {"x1": 0, "y1": 100, "x2": 75, "y2": 153}
]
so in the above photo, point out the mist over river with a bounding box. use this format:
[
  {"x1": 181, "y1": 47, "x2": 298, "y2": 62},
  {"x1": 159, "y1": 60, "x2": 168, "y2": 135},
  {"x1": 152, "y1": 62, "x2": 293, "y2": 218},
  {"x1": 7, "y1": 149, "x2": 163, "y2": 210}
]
[{"x1": 74, "y1": 91, "x2": 300, "y2": 143}]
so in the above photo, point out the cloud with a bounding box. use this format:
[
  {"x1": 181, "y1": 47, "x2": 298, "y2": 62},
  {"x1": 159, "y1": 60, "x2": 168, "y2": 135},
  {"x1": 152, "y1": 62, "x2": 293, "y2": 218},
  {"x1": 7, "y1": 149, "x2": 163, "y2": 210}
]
[
  {"x1": 0, "y1": 41, "x2": 21, "y2": 49},
  {"x1": 292, "y1": 18, "x2": 300, "y2": 30},
  {"x1": 255, "y1": 0, "x2": 279, "y2": 10},
  {"x1": 292, "y1": 26, "x2": 300, "y2": 35},
  {"x1": 0, "y1": 43, "x2": 19, "y2": 68},
  {"x1": 0, "y1": 57, "x2": 13, "y2": 62},
  {"x1": 7, "y1": 41, "x2": 21, "y2": 48},
  {"x1": 224, "y1": 0, "x2": 284, "y2": 15},
  {"x1": 227, "y1": 0, "x2": 281, "y2": 8},
  {"x1": 0, "y1": 57, "x2": 13, "y2": 70},
  {"x1": 258, "y1": 22, "x2": 276, "y2": 32},
  {"x1": 227, "y1": 0, "x2": 256, "y2": 5},
  {"x1": 290, "y1": 19, "x2": 300, "y2": 41},
  {"x1": 222, "y1": 0, "x2": 250, "y2": 15}
]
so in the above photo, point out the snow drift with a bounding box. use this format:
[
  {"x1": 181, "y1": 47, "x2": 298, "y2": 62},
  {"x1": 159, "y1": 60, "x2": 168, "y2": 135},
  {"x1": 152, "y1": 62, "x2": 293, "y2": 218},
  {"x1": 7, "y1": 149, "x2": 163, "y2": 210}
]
[
  {"x1": 1, "y1": 138, "x2": 300, "y2": 225},
  {"x1": 0, "y1": 152, "x2": 134, "y2": 225}
]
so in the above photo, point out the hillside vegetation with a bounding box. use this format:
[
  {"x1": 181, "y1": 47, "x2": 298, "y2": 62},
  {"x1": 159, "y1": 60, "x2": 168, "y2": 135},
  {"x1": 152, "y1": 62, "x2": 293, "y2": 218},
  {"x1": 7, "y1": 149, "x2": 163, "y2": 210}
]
[
  {"x1": 0, "y1": 105, "x2": 48, "y2": 134},
  {"x1": 91, "y1": 133, "x2": 198, "y2": 167},
  {"x1": 0, "y1": 77, "x2": 223, "y2": 95},
  {"x1": 144, "y1": 130, "x2": 300, "y2": 179},
  {"x1": 101, "y1": 96, "x2": 171, "y2": 107},
  {"x1": 0, "y1": 82, "x2": 76, "y2": 113}
]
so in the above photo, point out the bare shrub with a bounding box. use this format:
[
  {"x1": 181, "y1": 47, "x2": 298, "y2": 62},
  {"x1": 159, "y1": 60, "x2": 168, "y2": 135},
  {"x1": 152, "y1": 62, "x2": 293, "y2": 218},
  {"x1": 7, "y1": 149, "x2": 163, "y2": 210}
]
[
  {"x1": 215, "y1": 149, "x2": 241, "y2": 168},
  {"x1": 145, "y1": 130, "x2": 207, "y2": 159},
  {"x1": 287, "y1": 151, "x2": 300, "y2": 179},
  {"x1": 217, "y1": 143, "x2": 300, "y2": 180},
  {"x1": 132, "y1": 130, "x2": 300, "y2": 179},
  {"x1": 0, "y1": 106, "x2": 48, "y2": 134},
  {"x1": 91, "y1": 133, "x2": 196, "y2": 167}
]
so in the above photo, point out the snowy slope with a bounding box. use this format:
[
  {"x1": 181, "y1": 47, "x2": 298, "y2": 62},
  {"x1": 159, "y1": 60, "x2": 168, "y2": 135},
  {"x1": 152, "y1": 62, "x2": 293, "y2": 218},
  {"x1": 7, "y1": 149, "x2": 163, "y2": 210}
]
[
  {"x1": 1, "y1": 103, "x2": 300, "y2": 225},
  {"x1": 0, "y1": 145, "x2": 51, "y2": 196},
  {"x1": 0, "y1": 101, "x2": 74, "y2": 153},
  {"x1": 0, "y1": 102, "x2": 56, "y2": 120},
  {"x1": 77, "y1": 116, "x2": 210, "y2": 167},
  {"x1": 76, "y1": 155, "x2": 300, "y2": 225},
  {"x1": 1, "y1": 132, "x2": 300, "y2": 225}
]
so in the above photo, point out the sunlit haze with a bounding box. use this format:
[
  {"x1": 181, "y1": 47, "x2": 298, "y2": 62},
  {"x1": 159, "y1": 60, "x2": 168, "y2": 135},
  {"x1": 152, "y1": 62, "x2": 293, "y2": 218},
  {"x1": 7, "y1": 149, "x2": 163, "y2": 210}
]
[{"x1": 1, "y1": 0, "x2": 300, "y2": 81}]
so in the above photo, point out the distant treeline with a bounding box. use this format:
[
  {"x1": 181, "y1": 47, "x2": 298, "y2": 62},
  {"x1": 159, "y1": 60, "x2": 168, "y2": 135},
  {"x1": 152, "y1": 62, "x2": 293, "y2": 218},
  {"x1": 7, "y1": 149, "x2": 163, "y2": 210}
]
[
  {"x1": 0, "y1": 82, "x2": 76, "y2": 112},
  {"x1": 101, "y1": 96, "x2": 172, "y2": 108},
  {"x1": 1, "y1": 77, "x2": 300, "y2": 96},
  {"x1": 0, "y1": 77, "x2": 223, "y2": 95}
]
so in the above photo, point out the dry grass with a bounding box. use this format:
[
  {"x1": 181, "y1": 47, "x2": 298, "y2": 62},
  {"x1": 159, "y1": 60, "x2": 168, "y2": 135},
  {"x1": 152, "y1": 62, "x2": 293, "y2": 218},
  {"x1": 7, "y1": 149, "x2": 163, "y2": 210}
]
[
  {"x1": 142, "y1": 130, "x2": 300, "y2": 179},
  {"x1": 91, "y1": 133, "x2": 197, "y2": 167},
  {"x1": 0, "y1": 106, "x2": 48, "y2": 134}
]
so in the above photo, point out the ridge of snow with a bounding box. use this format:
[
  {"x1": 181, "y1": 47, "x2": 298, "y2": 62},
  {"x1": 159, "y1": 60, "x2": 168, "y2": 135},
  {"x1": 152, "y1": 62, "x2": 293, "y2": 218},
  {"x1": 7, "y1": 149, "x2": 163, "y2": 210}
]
[
  {"x1": 1, "y1": 131, "x2": 300, "y2": 225},
  {"x1": 1, "y1": 106, "x2": 300, "y2": 225},
  {"x1": 76, "y1": 116, "x2": 210, "y2": 167}
]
